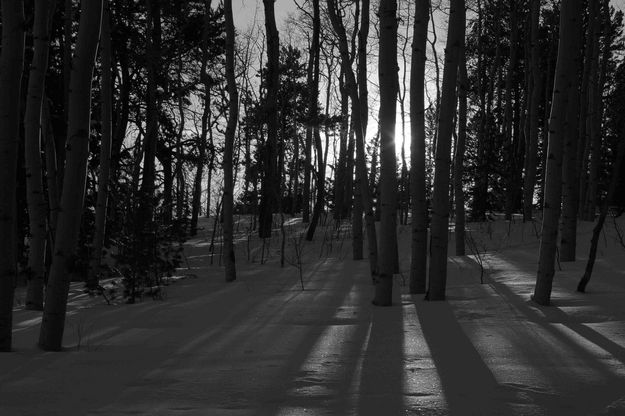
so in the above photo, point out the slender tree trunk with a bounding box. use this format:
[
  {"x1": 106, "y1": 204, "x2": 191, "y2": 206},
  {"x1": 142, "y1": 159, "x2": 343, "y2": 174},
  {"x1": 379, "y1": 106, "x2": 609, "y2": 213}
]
[
  {"x1": 348, "y1": 121, "x2": 362, "y2": 259},
  {"x1": 454, "y1": 43, "x2": 467, "y2": 256},
  {"x1": 258, "y1": 0, "x2": 280, "y2": 238},
  {"x1": 428, "y1": 1, "x2": 441, "y2": 161},
  {"x1": 87, "y1": 0, "x2": 113, "y2": 290},
  {"x1": 136, "y1": 0, "x2": 161, "y2": 239},
  {"x1": 0, "y1": 0, "x2": 25, "y2": 352},
  {"x1": 578, "y1": 127, "x2": 625, "y2": 292},
  {"x1": 327, "y1": 0, "x2": 378, "y2": 278},
  {"x1": 578, "y1": 1, "x2": 599, "y2": 220},
  {"x1": 409, "y1": 0, "x2": 429, "y2": 294},
  {"x1": 533, "y1": 0, "x2": 581, "y2": 306},
  {"x1": 44, "y1": 103, "x2": 60, "y2": 240},
  {"x1": 427, "y1": 0, "x2": 464, "y2": 301},
  {"x1": 39, "y1": 0, "x2": 103, "y2": 351},
  {"x1": 57, "y1": 0, "x2": 73, "y2": 191},
  {"x1": 583, "y1": 0, "x2": 609, "y2": 221},
  {"x1": 523, "y1": 0, "x2": 541, "y2": 221},
  {"x1": 351, "y1": 0, "x2": 369, "y2": 260},
  {"x1": 503, "y1": 0, "x2": 520, "y2": 220},
  {"x1": 560, "y1": 7, "x2": 584, "y2": 262},
  {"x1": 223, "y1": 0, "x2": 237, "y2": 282},
  {"x1": 373, "y1": 0, "x2": 398, "y2": 306},
  {"x1": 24, "y1": 0, "x2": 55, "y2": 310},
  {"x1": 305, "y1": 0, "x2": 323, "y2": 241},
  {"x1": 334, "y1": 71, "x2": 348, "y2": 222}
]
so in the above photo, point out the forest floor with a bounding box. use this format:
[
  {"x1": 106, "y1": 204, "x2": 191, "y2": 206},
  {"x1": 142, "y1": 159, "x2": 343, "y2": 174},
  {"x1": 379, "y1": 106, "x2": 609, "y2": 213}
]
[{"x1": 2, "y1": 214, "x2": 625, "y2": 415}]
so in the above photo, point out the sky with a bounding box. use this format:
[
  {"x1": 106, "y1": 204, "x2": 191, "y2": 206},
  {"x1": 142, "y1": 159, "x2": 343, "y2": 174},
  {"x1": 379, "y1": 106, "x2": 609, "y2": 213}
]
[{"x1": 233, "y1": 0, "x2": 299, "y2": 32}]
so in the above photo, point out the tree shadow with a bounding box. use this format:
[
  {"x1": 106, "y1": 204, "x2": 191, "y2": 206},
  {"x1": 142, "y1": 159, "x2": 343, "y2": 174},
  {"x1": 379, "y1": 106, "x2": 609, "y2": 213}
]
[
  {"x1": 356, "y1": 288, "x2": 405, "y2": 415},
  {"x1": 413, "y1": 296, "x2": 513, "y2": 416}
]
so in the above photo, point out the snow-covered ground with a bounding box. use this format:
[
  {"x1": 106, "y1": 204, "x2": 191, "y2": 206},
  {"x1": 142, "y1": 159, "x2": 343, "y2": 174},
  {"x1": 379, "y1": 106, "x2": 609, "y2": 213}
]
[{"x1": 1, "y1": 215, "x2": 625, "y2": 415}]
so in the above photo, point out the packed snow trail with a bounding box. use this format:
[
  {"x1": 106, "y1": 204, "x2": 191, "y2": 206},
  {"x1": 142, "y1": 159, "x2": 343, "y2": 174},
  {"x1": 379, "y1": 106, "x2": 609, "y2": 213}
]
[{"x1": 1, "y1": 218, "x2": 625, "y2": 415}]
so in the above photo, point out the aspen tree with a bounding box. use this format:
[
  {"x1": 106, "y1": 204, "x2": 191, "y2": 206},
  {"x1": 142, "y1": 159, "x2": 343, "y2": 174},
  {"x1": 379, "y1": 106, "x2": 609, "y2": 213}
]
[
  {"x1": 87, "y1": 0, "x2": 113, "y2": 290},
  {"x1": 258, "y1": 0, "x2": 280, "y2": 238},
  {"x1": 327, "y1": 0, "x2": 379, "y2": 278},
  {"x1": 223, "y1": 0, "x2": 237, "y2": 282},
  {"x1": 24, "y1": 0, "x2": 56, "y2": 310},
  {"x1": 39, "y1": 0, "x2": 103, "y2": 350},
  {"x1": 523, "y1": 0, "x2": 541, "y2": 221},
  {"x1": 0, "y1": 0, "x2": 25, "y2": 352},
  {"x1": 427, "y1": 0, "x2": 465, "y2": 301},
  {"x1": 373, "y1": 0, "x2": 399, "y2": 306},
  {"x1": 409, "y1": 0, "x2": 430, "y2": 294},
  {"x1": 533, "y1": 0, "x2": 582, "y2": 306},
  {"x1": 454, "y1": 43, "x2": 467, "y2": 256}
]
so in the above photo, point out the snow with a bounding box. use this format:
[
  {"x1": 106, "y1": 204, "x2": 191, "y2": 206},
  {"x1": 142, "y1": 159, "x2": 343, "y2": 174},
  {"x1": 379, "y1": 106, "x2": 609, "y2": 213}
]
[{"x1": 1, "y1": 215, "x2": 625, "y2": 415}]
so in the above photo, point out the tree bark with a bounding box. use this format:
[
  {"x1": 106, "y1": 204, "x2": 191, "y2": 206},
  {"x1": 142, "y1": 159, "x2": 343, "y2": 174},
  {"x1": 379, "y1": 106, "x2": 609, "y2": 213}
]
[
  {"x1": 578, "y1": 0, "x2": 599, "y2": 220},
  {"x1": 223, "y1": 0, "x2": 237, "y2": 282},
  {"x1": 305, "y1": 0, "x2": 323, "y2": 241},
  {"x1": 258, "y1": 0, "x2": 280, "y2": 238},
  {"x1": 426, "y1": 0, "x2": 465, "y2": 301},
  {"x1": 0, "y1": 0, "x2": 25, "y2": 352},
  {"x1": 578, "y1": 127, "x2": 625, "y2": 293},
  {"x1": 24, "y1": 0, "x2": 55, "y2": 310},
  {"x1": 454, "y1": 42, "x2": 467, "y2": 256},
  {"x1": 372, "y1": 0, "x2": 398, "y2": 306},
  {"x1": 583, "y1": 0, "x2": 610, "y2": 221},
  {"x1": 560, "y1": 4, "x2": 584, "y2": 262},
  {"x1": 503, "y1": 0, "x2": 521, "y2": 220},
  {"x1": 327, "y1": 0, "x2": 378, "y2": 278},
  {"x1": 190, "y1": 0, "x2": 213, "y2": 236},
  {"x1": 39, "y1": 0, "x2": 103, "y2": 351},
  {"x1": 409, "y1": 0, "x2": 429, "y2": 294},
  {"x1": 87, "y1": 0, "x2": 113, "y2": 290},
  {"x1": 533, "y1": 0, "x2": 581, "y2": 306},
  {"x1": 523, "y1": 0, "x2": 541, "y2": 221},
  {"x1": 136, "y1": 0, "x2": 161, "y2": 241}
]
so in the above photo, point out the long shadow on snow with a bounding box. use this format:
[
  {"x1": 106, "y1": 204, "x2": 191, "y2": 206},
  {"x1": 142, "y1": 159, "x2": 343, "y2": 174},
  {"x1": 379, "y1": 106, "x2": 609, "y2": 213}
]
[
  {"x1": 413, "y1": 295, "x2": 514, "y2": 416},
  {"x1": 144, "y1": 257, "x2": 369, "y2": 413},
  {"x1": 355, "y1": 286, "x2": 405, "y2": 416},
  {"x1": 254, "y1": 258, "x2": 378, "y2": 415},
  {"x1": 486, "y1": 251, "x2": 625, "y2": 365},
  {"x1": 479, "y1": 252, "x2": 625, "y2": 413}
]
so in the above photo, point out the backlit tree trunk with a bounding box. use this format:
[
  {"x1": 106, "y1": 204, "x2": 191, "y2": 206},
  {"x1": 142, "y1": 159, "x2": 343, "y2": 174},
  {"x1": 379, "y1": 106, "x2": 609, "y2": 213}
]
[
  {"x1": 373, "y1": 0, "x2": 398, "y2": 306},
  {"x1": 305, "y1": 0, "x2": 323, "y2": 241},
  {"x1": 0, "y1": 0, "x2": 25, "y2": 352},
  {"x1": 427, "y1": 0, "x2": 464, "y2": 301},
  {"x1": 533, "y1": 0, "x2": 581, "y2": 306},
  {"x1": 258, "y1": 0, "x2": 280, "y2": 238},
  {"x1": 409, "y1": 0, "x2": 429, "y2": 294},
  {"x1": 39, "y1": 0, "x2": 103, "y2": 351},
  {"x1": 327, "y1": 0, "x2": 378, "y2": 278},
  {"x1": 454, "y1": 43, "x2": 467, "y2": 256},
  {"x1": 223, "y1": 0, "x2": 237, "y2": 282}
]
